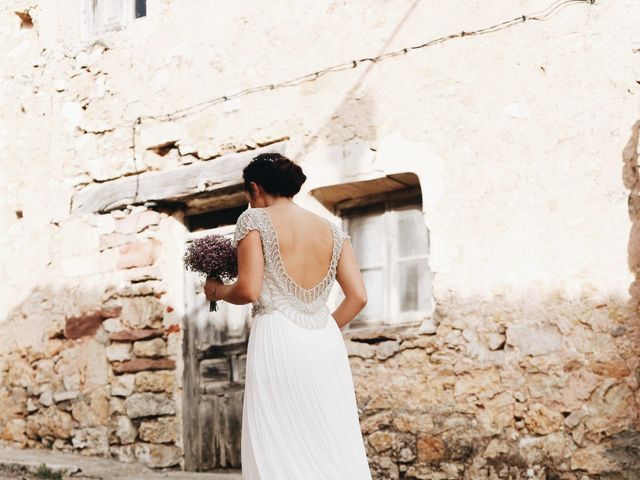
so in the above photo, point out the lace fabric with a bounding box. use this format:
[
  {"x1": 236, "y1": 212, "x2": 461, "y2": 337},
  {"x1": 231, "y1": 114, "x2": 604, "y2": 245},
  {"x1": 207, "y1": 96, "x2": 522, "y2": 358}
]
[{"x1": 232, "y1": 208, "x2": 350, "y2": 329}]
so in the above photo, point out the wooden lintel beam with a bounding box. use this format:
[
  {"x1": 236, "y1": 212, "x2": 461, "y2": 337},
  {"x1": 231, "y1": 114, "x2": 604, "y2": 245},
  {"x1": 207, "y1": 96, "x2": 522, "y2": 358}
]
[{"x1": 71, "y1": 142, "x2": 287, "y2": 214}]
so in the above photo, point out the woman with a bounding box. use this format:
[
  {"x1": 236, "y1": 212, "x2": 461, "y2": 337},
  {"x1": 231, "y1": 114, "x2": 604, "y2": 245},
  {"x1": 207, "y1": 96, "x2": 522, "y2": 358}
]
[{"x1": 204, "y1": 153, "x2": 373, "y2": 479}]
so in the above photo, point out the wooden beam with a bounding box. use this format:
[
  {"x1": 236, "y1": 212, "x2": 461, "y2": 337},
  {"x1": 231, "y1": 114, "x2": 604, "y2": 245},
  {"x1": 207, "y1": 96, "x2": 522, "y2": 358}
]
[{"x1": 71, "y1": 142, "x2": 287, "y2": 214}]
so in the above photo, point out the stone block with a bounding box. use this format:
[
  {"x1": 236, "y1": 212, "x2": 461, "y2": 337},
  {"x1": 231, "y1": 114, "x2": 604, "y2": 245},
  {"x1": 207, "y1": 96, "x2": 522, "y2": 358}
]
[
  {"x1": 416, "y1": 434, "x2": 445, "y2": 462},
  {"x1": 117, "y1": 239, "x2": 162, "y2": 270},
  {"x1": 139, "y1": 417, "x2": 177, "y2": 443},
  {"x1": 113, "y1": 358, "x2": 175, "y2": 374},
  {"x1": 120, "y1": 297, "x2": 164, "y2": 329},
  {"x1": 26, "y1": 407, "x2": 73, "y2": 439},
  {"x1": 506, "y1": 324, "x2": 562, "y2": 356},
  {"x1": 71, "y1": 427, "x2": 109, "y2": 456},
  {"x1": 110, "y1": 328, "x2": 163, "y2": 342},
  {"x1": 106, "y1": 343, "x2": 133, "y2": 362},
  {"x1": 133, "y1": 338, "x2": 167, "y2": 358},
  {"x1": 111, "y1": 374, "x2": 135, "y2": 397},
  {"x1": 109, "y1": 415, "x2": 137, "y2": 445},
  {"x1": 64, "y1": 307, "x2": 121, "y2": 340},
  {"x1": 134, "y1": 370, "x2": 174, "y2": 393},
  {"x1": 1, "y1": 418, "x2": 27, "y2": 444},
  {"x1": 124, "y1": 393, "x2": 176, "y2": 419},
  {"x1": 110, "y1": 444, "x2": 136, "y2": 463},
  {"x1": 115, "y1": 211, "x2": 160, "y2": 234},
  {"x1": 134, "y1": 443, "x2": 182, "y2": 468}
]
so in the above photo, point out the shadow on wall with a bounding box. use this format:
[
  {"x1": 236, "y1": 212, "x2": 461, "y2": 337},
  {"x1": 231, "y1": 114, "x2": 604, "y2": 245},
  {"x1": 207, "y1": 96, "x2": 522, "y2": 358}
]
[
  {"x1": 623, "y1": 120, "x2": 640, "y2": 313},
  {"x1": 297, "y1": 0, "x2": 425, "y2": 169}
]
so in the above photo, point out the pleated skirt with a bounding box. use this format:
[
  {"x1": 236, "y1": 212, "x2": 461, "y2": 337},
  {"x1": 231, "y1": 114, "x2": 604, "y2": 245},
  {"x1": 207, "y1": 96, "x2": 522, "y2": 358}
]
[{"x1": 241, "y1": 309, "x2": 373, "y2": 480}]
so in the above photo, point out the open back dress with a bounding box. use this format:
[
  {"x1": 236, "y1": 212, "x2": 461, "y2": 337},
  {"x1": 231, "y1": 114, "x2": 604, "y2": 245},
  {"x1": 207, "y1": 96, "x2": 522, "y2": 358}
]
[{"x1": 232, "y1": 207, "x2": 372, "y2": 480}]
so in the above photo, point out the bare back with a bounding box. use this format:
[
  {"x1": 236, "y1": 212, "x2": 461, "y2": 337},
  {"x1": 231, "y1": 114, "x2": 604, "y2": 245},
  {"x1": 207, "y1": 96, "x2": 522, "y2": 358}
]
[{"x1": 263, "y1": 206, "x2": 334, "y2": 290}]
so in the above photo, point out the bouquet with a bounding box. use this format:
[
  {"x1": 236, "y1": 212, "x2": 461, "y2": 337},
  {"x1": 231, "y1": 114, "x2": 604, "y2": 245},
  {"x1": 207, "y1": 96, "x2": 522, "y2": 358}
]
[{"x1": 183, "y1": 234, "x2": 238, "y2": 312}]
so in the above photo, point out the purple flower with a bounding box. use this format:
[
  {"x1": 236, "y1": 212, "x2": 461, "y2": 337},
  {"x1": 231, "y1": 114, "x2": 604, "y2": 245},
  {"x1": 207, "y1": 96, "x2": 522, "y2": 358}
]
[{"x1": 183, "y1": 234, "x2": 238, "y2": 311}]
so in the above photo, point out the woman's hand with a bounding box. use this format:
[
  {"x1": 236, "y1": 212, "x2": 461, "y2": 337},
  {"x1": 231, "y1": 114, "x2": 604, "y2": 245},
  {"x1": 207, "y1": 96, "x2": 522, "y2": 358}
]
[{"x1": 204, "y1": 278, "x2": 224, "y2": 302}]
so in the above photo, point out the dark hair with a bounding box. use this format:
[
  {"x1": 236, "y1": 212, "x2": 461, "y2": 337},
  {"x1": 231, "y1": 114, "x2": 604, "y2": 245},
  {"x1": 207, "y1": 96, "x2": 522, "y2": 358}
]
[{"x1": 242, "y1": 153, "x2": 307, "y2": 198}]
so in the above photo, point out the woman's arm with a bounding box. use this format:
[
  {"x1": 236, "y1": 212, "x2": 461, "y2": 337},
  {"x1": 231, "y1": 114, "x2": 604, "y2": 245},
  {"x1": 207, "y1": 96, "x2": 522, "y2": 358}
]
[
  {"x1": 332, "y1": 239, "x2": 367, "y2": 329},
  {"x1": 204, "y1": 230, "x2": 264, "y2": 305}
]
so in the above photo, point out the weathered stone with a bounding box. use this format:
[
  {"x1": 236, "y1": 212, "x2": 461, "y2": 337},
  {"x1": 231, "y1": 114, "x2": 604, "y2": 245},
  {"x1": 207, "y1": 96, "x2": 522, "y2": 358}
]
[
  {"x1": 124, "y1": 393, "x2": 176, "y2": 419},
  {"x1": 368, "y1": 430, "x2": 399, "y2": 453},
  {"x1": 361, "y1": 411, "x2": 393, "y2": 434},
  {"x1": 484, "y1": 438, "x2": 510, "y2": 458},
  {"x1": 564, "y1": 409, "x2": 587, "y2": 428},
  {"x1": 103, "y1": 317, "x2": 125, "y2": 333},
  {"x1": 106, "y1": 343, "x2": 133, "y2": 362},
  {"x1": 72, "y1": 427, "x2": 109, "y2": 456},
  {"x1": 134, "y1": 443, "x2": 182, "y2": 468},
  {"x1": 589, "y1": 360, "x2": 631, "y2": 379},
  {"x1": 53, "y1": 390, "x2": 80, "y2": 403},
  {"x1": 110, "y1": 328, "x2": 163, "y2": 342},
  {"x1": 39, "y1": 390, "x2": 53, "y2": 407},
  {"x1": 99, "y1": 233, "x2": 133, "y2": 251},
  {"x1": 26, "y1": 407, "x2": 73, "y2": 439},
  {"x1": 111, "y1": 374, "x2": 135, "y2": 397},
  {"x1": 70, "y1": 389, "x2": 110, "y2": 427},
  {"x1": 120, "y1": 297, "x2": 164, "y2": 329},
  {"x1": 115, "y1": 211, "x2": 160, "y2": 234},
  {"x1": 524, "y1": 403, "x2": 564, "y2": 435},
  {"x1": 416, "y1": 434, "x2": 445, "y2": 462},
  {"x1": 26, "y1": 397, "x2": 39, "y2": 413},
  {"x1": 133, "y1": 338, "x2": 167, "y2": 357},
  {"x1": 506, "y1": 324, "x2": 562, "y2": 356},
  {"x1": 134, "y1": 370, "x2": 174, "y2": 393},
  {"x1": 6, "y1": 358, "x2": 33, "y2": 387},
  {"x1": 110, "y1": 445, "x2": 136, "y2": 463},
  {"x1": 376, "y1": 341, "x2": 400, "y2": 360},
  {"x1": 110, "y1": 397, "x2": 126, "y2": 415},
  {"x1": 109, "y1": 415, "x2": 137, "y2": 445},
  {"x1": 139, "y1": 417, "x2": 177, "y2": 443},
  {"x1": 571, "y1": 445, "x2": 617, "y2": 474},
  {"x1": 0, "y1": 387, "x2": 27, "y2": 425},
  {"x1": 486, "y1": 332, "x2": 506, "y2": 351},
  {"x1": 34, "y1": 359, "x2": 56, "y2": 384},
  {"x1": 83, "y1": 340, "x2": 109, "y2": 389},
  {"x1": 1, "y1": 418, "x2": 27, "y2": 444},
  {"x1": 64, "y1": 308, "x2": 121, "y2": 340},
  {"x1": 113, "y1": 358, "x2": 176, "y2": 374},
  {"x1": 117, "y1": 239, "x2": 162, "y2": 270}
]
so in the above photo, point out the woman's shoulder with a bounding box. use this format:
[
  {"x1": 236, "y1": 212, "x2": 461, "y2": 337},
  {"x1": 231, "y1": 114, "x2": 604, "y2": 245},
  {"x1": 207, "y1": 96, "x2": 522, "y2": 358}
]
[{"x1": 232, "y1": 208, "x2": 267, "y2": 246}]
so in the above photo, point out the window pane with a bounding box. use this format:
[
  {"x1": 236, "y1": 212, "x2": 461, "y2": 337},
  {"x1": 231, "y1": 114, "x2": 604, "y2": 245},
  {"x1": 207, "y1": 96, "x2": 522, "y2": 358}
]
[
  {"x1": 349, "y1": 213, "x2": 385, "y2": 268},
  {"x1": 398, "y1": 259, "x2": 431, "y2": 312},
  {"x1": 135, "y1": 0, "x2": 146, "y2": 18},
  {"x1": 360, "y1": 268, "x2": 384, "y2": 319},
  {"x1": 397, "y1": 209, "x2": 428, "y2": 258}
]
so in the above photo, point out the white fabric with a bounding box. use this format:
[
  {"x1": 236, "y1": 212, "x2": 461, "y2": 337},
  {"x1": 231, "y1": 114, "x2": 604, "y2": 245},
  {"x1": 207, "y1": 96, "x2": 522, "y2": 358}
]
[
  {"x1": 234, "y1": 207, "x2": 372, "y2": 479},
  {"x1": 241, "y1": 309, "x2": 373, "y2": 480}
]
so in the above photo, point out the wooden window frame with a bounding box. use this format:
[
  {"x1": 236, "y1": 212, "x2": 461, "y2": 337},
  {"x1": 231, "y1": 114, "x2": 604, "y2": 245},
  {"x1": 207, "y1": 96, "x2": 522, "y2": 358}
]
[
  {"x1": 338, "y1": 194, "x2": 433, "y2": 330},
  {"x1": 85, "y1": 0, "x2": 146, "y2": 35}
]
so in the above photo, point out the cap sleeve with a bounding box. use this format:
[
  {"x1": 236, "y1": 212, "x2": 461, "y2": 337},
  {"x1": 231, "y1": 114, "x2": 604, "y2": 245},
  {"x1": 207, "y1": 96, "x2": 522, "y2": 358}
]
[
  {"x1": 333, "y1": 224, "x2": 351, "y2": 262},
  {"x1": 232, "y1": 208, "x2": 263, "y2": 248}
]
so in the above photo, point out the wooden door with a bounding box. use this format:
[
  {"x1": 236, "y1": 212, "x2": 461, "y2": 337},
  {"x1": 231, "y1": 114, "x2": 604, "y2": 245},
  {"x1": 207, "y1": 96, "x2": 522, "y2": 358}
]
[{"x1": 182, "y1": 223, "x2": 252, "y2": 472}]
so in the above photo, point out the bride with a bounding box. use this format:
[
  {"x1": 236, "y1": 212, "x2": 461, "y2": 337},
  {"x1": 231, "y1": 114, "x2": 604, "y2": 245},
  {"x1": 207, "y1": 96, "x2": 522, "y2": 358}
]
[{"x1": 204, "y1": 153, "x2": 373, "y2": 479}]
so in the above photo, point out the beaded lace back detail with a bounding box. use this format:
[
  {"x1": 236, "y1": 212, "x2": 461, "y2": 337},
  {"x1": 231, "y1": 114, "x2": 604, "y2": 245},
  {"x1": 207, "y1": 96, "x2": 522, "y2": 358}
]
[{"x1": 232, "y1": 208, "x2": 349, "y2": 329}]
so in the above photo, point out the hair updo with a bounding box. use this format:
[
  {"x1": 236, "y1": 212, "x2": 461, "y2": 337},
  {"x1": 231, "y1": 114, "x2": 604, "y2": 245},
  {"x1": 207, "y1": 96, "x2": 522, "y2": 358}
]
[{"x1": 242, "y1": 153, "x2": 307, "y2": 198}]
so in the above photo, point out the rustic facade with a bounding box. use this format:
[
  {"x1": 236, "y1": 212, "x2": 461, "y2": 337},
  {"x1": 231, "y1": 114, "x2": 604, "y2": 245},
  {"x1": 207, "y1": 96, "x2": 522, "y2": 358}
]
[{"x1": 1, "y1": 0, "x2": 639, "y2": 478}]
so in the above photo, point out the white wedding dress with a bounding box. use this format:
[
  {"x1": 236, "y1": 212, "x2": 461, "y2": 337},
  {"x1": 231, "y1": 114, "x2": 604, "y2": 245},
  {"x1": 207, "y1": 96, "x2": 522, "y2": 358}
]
[{"x1": 232, "y1": 207, "x2": 372, "y2": 480}]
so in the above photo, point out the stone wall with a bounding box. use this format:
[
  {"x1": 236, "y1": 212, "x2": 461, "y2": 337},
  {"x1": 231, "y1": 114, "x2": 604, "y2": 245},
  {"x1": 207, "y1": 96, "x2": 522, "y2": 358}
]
[
  {"x1": 0, "y1": 208, "x2": 186, "y2": 469},
  {"x1": 345, "y1": 290, "x2": 639, "y2": 479},
  {"x1": 1, "y1": 0, "x2": 639, "y2": 477}
]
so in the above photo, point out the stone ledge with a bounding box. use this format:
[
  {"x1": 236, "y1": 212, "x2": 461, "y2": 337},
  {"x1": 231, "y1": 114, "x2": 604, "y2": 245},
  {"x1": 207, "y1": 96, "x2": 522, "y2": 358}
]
[
  {"x1": 110, "y1": 329, "x2": 164, "y2": 342},
  {"x1": 0, "y1": 446, "x2": 241, "y2": 479},
  {"x1": 113, "y1": 358, "x2": 175, "y2": 374}
]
